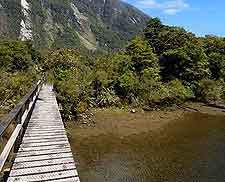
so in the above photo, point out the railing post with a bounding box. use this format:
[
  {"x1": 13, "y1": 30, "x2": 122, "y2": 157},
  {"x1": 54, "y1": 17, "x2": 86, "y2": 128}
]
[{"x1": 15, "y1": 112, "x2": 22, "y2": 125}]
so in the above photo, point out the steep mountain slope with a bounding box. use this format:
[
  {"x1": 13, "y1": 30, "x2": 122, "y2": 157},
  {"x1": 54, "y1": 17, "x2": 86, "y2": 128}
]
[{"x1": 0, "y1": 0, "x2": 149, "y2": 50}]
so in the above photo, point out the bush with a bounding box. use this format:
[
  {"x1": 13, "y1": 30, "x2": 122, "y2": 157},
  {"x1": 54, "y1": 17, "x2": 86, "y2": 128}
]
[
  {"x1": 196, "y1": 79, "x2": 225, "y2": 103},
  {"x1": 0, "y1": 40, "x2": 38, "y2": 72},
  {"x1": 0, "y1": 69, "x2": 38, "y2": 114},
  {"x1": 139, "y1": 80, "x2": 193, "y2": 107},
  {"x1": 167, "y1": 80, "x2": 194, "y2": 103}
]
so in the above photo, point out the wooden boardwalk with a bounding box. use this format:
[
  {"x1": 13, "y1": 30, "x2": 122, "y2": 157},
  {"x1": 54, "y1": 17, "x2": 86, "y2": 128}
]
[{"x1": 7, "y1": 84, "x2": 80, "y2": 182}]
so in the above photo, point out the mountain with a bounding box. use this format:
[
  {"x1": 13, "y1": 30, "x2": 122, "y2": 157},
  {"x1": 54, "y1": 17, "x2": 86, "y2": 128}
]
[{"x1": 0, "y1": 0, "x2": 150, "y2": 50}]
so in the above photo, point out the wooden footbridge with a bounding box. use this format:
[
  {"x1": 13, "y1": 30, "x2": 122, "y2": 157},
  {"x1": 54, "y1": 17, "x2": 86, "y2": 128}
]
[{"x1": 0, "y1": 79, "x2": 80, "y2": 181}]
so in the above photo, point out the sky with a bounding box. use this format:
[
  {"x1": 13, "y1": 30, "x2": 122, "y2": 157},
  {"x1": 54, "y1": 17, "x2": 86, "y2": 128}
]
[{"x1": 122, "y1": 0, "x2": 225, "y2": 37}]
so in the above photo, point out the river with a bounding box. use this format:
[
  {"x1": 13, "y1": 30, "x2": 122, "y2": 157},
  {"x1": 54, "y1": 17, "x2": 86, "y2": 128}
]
[{"x1": 68, "y1": 109, "x2": 225, "y2": 182}]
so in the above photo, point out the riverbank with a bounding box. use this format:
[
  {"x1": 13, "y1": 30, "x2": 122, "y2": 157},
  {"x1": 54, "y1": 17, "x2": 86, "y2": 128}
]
[
  {"x1": 65, "y1": 102, "x2": 225, "y2": 134},
  {"x1": 66, "y1": 107, "x2": 185, "y2": 138}
]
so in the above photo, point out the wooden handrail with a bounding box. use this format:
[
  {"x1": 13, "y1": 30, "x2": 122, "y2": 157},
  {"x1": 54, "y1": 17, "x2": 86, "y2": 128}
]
[
  {"x1": 0, "y1": 79, "x2": 43, "y2": 136},
  {"x1": 0, "y1": 77, "x2": 44, "y2": 173}
]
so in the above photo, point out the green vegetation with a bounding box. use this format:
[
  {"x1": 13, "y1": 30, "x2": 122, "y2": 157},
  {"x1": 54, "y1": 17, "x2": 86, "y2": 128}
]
[
  {"x1": 1, "y1": 17, "x2": 225, "y2": 120},
  {"x1": 45, "y1": 18, "x2": 225, "y2": 119},
  {"x1": 0, "y1": 40, "x2": 40, "y2": 115}
]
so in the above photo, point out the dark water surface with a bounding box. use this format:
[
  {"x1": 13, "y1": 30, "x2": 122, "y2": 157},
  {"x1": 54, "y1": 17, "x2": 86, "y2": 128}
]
[{"x1": 70, "y1": 112, "x2": 225, "y2": 182}]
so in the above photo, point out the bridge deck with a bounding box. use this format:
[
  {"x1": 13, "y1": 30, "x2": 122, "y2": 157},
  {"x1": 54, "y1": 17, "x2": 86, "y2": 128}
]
[{"x1": 7, "y1": 84, "x2": 80, "y2": 182}]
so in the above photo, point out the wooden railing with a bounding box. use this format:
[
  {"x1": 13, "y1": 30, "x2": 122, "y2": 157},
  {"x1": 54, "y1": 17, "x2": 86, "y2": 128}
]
[{"x1": 0, "y1": 77, "x2": 44, "y2": 177}]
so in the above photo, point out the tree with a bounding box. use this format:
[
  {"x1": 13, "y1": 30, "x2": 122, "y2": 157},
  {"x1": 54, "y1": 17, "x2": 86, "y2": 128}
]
[
  {"x1": 125, "y1": 36, "x2": 159, "y2": 75},
  {"x1": 0, "y1": 40, "x2": 34, "y2": 72},
  {"x1": 144, "y1": 18, "x2": 195, "y2": 55},
  {"x1": 208, "y1": 53, "x2": 225, "y2": 80},
  {"x1": 202, "y1": 35, "x2": 225, "y2": 55},
  {"x1": 201, "y1": 36, "x2": 225, "y2": 80},
  {"x1": 160, "y1": 42, "x2": 210, "y2": 83},
  {"x1": 144, "y1": 17, "x2": 164, "y2": 54}
]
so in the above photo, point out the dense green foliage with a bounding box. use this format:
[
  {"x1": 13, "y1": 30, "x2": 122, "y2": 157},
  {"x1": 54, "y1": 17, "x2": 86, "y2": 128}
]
[
  {"x1": 0, "y1": 40, "x2": 40, "y2": 114},
  {"x1": 44, "y1": 18, "x2": 225, "y2": 119}
]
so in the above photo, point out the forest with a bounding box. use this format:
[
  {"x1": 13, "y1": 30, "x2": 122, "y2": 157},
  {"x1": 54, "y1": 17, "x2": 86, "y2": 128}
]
[{"x1": 0, "y1": 18, "x2": 225, "y2": 119}]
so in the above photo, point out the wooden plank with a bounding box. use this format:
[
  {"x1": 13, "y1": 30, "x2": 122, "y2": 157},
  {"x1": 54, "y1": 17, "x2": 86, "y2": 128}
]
[
  {"x1": 24, "y1": 130, "x2": 66, "y2": 136},
  {"x1": 28, "y1": 120, "x2": 63, "y2": 126},
  {"x1": 7, "y1": 169, "x2": 79, "y2": 182},
  {"x1": 10, "y1": 163, "x2": 76, "y2": 177},
  {"x1": 23, "y1": 133, "x2": 67, "y2": 140},
  {"x1": 29, "y1": 118, "x2": 61, "y2": 121},
  {"x1": 25, "y1": 127, "x2": 64, "y2": 131},
  {"x1": 27, "y1": 125, "x2": 64, "y2": 129},
  {"x1": 19, "y1": 144, "x2": 71, "y2": 152},
  {"x1": 22, "y1": 138, "x2": 69, "y2": 145},
  {"x1": 29, "y1": 118, "x2": 62, "y2": 121},
  {"x1": 23, "y1": 133, "x2": 67, "y2": 139},
  {"x1": 49, "y1": 177, "x2": 80, "y2": 182},
  {"x1": 14, "y1": 152, "x2": 73, "y2": 163},
  {"x1": 22, "y1": 135, "x2": 67, "y2": 141},
  {"x1": 27, "y1": 126, "x2": 64, "y2": 130},
  {"x1": 30, "y1": 114, "x2": 60, "y2": 116},
  {"x1": 27, "y1": 122, "x2": 64, "y2": 126},
  {"x1": 25, "y1": 128, "x2": 65, "y2": 132},
  {"x1": 29, "y1": 118, "x2": 63, "y2": 124},
  {"x1": 20, "y1": 141, "x2": 69, "y2": 148},
  {"x1": 16, "y1": 147, "x2": 72, "y2": 157},
  {"x1": 12, "y1": 157, "x2": 75, "y2": 169},
  {"x1": 25, "y1": 129, "x2": 65, "y2": 133}
]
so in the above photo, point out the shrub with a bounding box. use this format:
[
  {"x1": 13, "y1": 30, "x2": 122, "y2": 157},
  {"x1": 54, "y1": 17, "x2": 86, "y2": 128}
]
[
  {"x1": 196, "y1": 79, "x2": 225, "y2": 103},
  {"x1": 0, "y1": 69, "x2": 38, "y2": 114}
]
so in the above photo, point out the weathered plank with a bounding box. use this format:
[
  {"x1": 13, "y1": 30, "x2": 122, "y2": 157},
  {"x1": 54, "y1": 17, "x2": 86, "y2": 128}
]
[
  {"x1": 23, "y1": 134, "x2": 67, "y2": 141},
  {"x1": 24, "y1": 130, "x2": 66, "y2": 136},
  {"x1": 25, "y1": 128, "x2": 65, "y2": 132},
  {"x1": 16, "y1": 147, "x2": 72, "y2": 157},
  {"x1": 20, "y1": 141, "x2": 69, "y2": 148},
  {"x1": 12, "y1": 157, "x2": 75, "y2": 169},
  {"x1": 22, "y1": 138, "x2": 69, "y2": 145},
  {"x1": 7, "y1": 170, "x2": 79, "y2": 182},
  {"x1": 27, "y1": 123, "x2": 64, "y2": 127},
  {"x1": 10, "y1": 163, "x2": 76, "y2": 177},
  {"x1": 18, "y1": 144, "x2": 70, "y2": 152},
  {"x1": 22, "y1": 135, "x2": 67, "y2": 142}
]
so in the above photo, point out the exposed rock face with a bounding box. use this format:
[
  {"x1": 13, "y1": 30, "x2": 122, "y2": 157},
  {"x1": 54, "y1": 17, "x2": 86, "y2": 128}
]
[
  {"x1": 0, "y1": 0, "x2": 149, "y2": 50},
  {"x1": 20, "y1": 0, "x2": 32, "y2": 40}
]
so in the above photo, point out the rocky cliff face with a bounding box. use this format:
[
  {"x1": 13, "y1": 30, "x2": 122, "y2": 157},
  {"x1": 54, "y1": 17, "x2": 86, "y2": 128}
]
[{"x1": 0, "y1": 0, "x2": 149, "y2": 50}]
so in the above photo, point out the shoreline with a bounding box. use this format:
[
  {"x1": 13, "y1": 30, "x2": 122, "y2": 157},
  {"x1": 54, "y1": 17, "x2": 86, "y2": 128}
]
[
  {"x1": 65, "y1": 101, "x2": 225, "y2": 129},
  {"x1": 65, "y1": 102, "x2": 225, "y2": 141}
]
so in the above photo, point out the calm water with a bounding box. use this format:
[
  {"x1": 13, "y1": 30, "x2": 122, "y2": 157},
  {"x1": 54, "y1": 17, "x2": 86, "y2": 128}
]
[{"x1": 70, "y1": 112, "x2": 225, "y2": 182}]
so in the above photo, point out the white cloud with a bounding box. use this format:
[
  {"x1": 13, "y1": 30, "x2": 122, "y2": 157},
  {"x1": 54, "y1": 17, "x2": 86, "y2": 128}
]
[{"x1": 134, "y1": 0, "x2": 190, "y2": 15}]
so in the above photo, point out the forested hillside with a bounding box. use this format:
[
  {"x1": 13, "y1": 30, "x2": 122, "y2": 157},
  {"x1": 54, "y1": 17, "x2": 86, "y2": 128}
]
[{"x1": 0, "y1": 0, "x2": 149, "y2": 50}]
